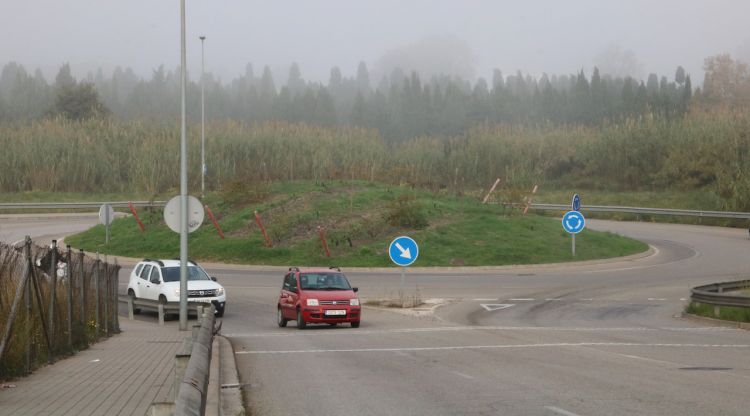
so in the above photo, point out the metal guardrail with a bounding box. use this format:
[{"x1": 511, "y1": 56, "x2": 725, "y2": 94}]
[
  {"x1": 118, "y1": 295, "x2": 211, "y2": 326},
  {"x1": 499, "y1": 203, "x2": 750, "y2": 220},
  {"x1": 174, "y1": 305, "x2": 217, "y2": 416},
  {"x1": 690, "y1": 280, "x2": 750, "y2": 308},
  {"x1": 0, "y1": 201, "x2": 165, "y2": 210}
]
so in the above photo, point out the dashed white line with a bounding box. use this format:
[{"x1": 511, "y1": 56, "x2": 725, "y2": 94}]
[
  {"x1": 509, "y1": 298, "x2": 535, "y2": 301},
  {"x1": 648, "y1": 298, "x2": 667, "y2": 301},
  {"x1": 545, "y1": 406, "x2": 583, "y2": 416},
  {"x1": 236, "y1": 342, "x2": 750, "y2": 355},
  {"x1": 545, "y1": 298, "x2": 563, "y2": 301},
  {"x1": 472, "y1": 298, "x2": 498, "y2": 301},
  {"x1": 224, "y1": 325, "x2": 739, "y2": 338}
]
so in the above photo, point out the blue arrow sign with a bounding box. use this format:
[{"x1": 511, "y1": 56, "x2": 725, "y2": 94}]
[
  {"x1": 562, "y1": 211, "x2": 585, "y2": 234},
  {"x1": 389, "y1": 236, "x2": 419, "y2": 267},
  {"x1": 572, "y1": 193, "x2": 581, "y2": 211}
]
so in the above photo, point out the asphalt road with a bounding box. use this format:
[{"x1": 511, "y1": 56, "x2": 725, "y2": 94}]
[{"x1": 3, "y1": 215, "x2": 749, "y2": 416}]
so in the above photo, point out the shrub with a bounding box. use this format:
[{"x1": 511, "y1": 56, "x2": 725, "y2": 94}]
[{"x1": 385, "y1": 194, "x2": 428, "y2": 229}]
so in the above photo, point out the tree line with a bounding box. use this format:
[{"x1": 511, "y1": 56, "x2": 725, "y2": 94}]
[{"x1": 0, "y1": 59, "x2": 704, "y2": 139}]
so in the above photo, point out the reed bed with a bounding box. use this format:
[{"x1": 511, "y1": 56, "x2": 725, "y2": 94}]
[{"x1": 1, "y1": 109, "x2": 749, "y2": 209}]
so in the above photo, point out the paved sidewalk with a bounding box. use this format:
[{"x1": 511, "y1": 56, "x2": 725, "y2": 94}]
[{"x1": 0, "y1": 318, "x2": 189, "y2": 416}]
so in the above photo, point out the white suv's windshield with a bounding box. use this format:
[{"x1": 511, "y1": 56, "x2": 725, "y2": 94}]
[
  {"x1": 161, "y1": 266, "x2": 211, "y2": 282},
  {"x1": 300, "y1": 273, "x2": 352, "y2": 290}
]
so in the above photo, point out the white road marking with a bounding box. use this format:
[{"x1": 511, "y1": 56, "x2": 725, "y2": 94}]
[
  {"x1": 648, "y1": 298, "x2": 667, "y2": 301},
  {"x1": 579, "y1": 298, "x2": 594, "y2": 301},
  {"x1": 480, "y1": 303, "x2": 515, "y2": 312},
  {"x1": 473, "y1": 298, "x2": 498, "y2": 301},
  {"x1": 545, "y1": 406, "x2": 583, "y2": 416},
  {"x1": 224, "y1": 325, "x2": 740, "y2": 338},
  {"x1": 545, "y1": 298, "x2": 563, "y2": 301},
  {"x1": 451, "y1": 371, "x2": 475, "y2": 380},
  {"x1": 680, "y1": 298, "x2": 687, "y2": 301},
  {"x1": 509, "y1": 298, "x2": 535, "y2": 301},
  {"x1": 236, "y1": 342, "x2": 750, "y2": 355},
  {"x1": 616, "y1": 353, "x2": 678, "y2": 366},
  {"x1": 585, "y1": 243, "x2": 702, "y2": 275}
]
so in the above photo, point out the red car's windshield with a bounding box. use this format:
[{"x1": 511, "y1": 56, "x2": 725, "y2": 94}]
[{"x1": 299, "y1": 273, "x2": 352, "y2": 290}]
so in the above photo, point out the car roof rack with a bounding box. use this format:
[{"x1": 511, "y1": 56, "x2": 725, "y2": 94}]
[
  {"x1": 289, "y1": 266, "x2": 300, "y2": 272},
  {"x1": 143, "y1": 258, "x2": 165, "y2": 267},
  {"x1": 172, "y1": 258, "x2": 197, "y2": 266},
  {"x1": 329, "y1": 266, "x2": 341, "y2": 271}
]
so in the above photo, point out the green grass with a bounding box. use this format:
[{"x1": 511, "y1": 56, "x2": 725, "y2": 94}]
[
  {"x1": 65, "y1": 180, "x2": 647, "y2": 267},
  {"x1": 535, "y1": 189, "x2": 724, "y2": 211},
  {"x1": 686, "y1": 302, "x2": 750, "y2": 323}
]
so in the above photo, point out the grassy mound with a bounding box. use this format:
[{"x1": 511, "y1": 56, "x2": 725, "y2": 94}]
[{"x1": 65, "y1": 181, "x2": 647, "y2": 267}]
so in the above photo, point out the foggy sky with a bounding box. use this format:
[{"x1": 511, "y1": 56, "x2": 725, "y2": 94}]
[{"x1": 3, "y1": 0, "x2": 750, "y2": 85}]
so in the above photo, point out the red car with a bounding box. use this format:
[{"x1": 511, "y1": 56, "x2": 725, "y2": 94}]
[{"x1": 277, "y1": 267, "x2": 361, "y2": 329}]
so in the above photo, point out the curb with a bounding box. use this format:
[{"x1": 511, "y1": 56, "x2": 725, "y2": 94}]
[
  {"x1": 93, "y1": 245, "x2": 656, "y2": 272},
  {"x1": 218, "y1": 336, "x2": 245, "y2": 416}
]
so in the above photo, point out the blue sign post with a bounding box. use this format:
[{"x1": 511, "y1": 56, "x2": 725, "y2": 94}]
[
  {"x1": 562, "y1": 211, "x2": 585, "y2": 256},
  {"x1": 389, "y1": 236, "x2": 419, "y2": 291},
  {"x1": 572, "y1": 193, "x2": 581, "y2": 211}
]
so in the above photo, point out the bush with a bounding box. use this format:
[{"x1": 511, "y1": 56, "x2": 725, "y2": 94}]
[{"x1": 385, "y1": 194, "x2": 428, "y2": 229}]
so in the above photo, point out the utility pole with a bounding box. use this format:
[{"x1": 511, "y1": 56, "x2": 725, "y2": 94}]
[
  {"x1": 179, "y1": 0, "x2": 189, "y2": 331},
  {"x1": 200, "y1": 35, "x2": 206, "y2": 200}
]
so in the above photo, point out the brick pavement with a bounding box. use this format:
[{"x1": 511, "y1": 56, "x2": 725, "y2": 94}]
[{"x1": 0, "y1": 318, "x2": 189, "y2": 416}]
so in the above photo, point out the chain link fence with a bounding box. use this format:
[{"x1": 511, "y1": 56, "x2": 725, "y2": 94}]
[{"x1": 0, "y1": 237, "x2": 120, "y2": 379}]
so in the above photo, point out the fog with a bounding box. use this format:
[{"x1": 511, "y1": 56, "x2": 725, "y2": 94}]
[{"x1": 2, "y1": 0, "x2": 750, "y2": 84}]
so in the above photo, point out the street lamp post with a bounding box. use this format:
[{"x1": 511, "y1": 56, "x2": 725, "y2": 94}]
[
  {"x1": 178, "y1": 0, "x2": 189, "y2": 331},
  {"x1": 200, "y1": 35, "x2": 206, "y2": 200}
]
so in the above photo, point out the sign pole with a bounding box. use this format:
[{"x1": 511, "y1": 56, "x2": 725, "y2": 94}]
[
  {"x1": 179, "y1": 0, "x2": 189, "y2": 331},
  {"x1": 572, "y1": 234, "x2": 576, "y2": 257},
  {"x1": 400, "y1": 267, "x2": 405, "y2": 292},
  {"x1": 105, "y1": 208, "x2": 110, "y2": 245}
]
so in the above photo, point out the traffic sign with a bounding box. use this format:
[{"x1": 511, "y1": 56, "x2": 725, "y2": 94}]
[
  {"x1": 562, "y1": 211, "x2": 585, "y2": 234},
  {"x1": 99, "y1": 203, "x2": 114, "y2": 226},
  {"x1": 572, "y1": 193, "x2": 581, "y2": 211},
  {"x1": 164, "y1": 196, "x2": 205, "y2": 233},
  {"x1": 99, "y1": 203, "x2": 115, "y2": 244},
  {"x1": 388, "y1": 236, "x2": 419, "y2": 267}
]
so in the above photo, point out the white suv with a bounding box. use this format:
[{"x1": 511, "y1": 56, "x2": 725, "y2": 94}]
[{"x1": 127, "y1": 259, "x2": 227, "y2": 317}]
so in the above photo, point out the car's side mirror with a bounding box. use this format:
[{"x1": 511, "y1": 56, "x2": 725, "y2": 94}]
[
  {"x1": 352, "y1": 287, "x2": 359, "y2": 293},
  {"x1": 211, "y1": 276, "x2": 217, "y2": 282},
  {"x1": 150, "y1": 279, "x2": 160, "y2": 285}
]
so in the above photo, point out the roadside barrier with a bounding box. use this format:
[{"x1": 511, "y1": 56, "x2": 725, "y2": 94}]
[
  {"x1": 690, "y1": 280, "x2": 750, "y2": 309},
  {"x1": 118, "y1": 296, "x2": 211, "y2": 326},
  {"x1": 4, "y1": 200, "x2": 749, "y2": 220},
  {"x1": 0, "y1": 201, "x2": 165, "y2": 210},
  {"x1": 148, "y1": 306, "x2": 221, "y2": 416},
  {"x1": 521, "y1": 203, "x2": 750, "y2": 220}
]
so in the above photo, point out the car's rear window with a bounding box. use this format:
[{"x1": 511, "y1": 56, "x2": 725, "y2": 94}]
[
  {"x1": 300, "y1": 273, "x2": 351, "y2": 290},
  {"x1": 161, "y1": 266, "x2": 211, "y2": 282}
]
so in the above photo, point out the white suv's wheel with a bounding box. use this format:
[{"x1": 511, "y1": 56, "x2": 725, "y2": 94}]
[{"x1": 128, "y1": 289, "x2": 141, "y2": 314}]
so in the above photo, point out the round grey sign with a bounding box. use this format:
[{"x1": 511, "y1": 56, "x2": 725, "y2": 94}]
[
  {"x1": 99, "y1": 203, "x2": 115, "y2": 226},
  {"x1": 163, "y1": 196, "x2": 205, "y2": 233}
]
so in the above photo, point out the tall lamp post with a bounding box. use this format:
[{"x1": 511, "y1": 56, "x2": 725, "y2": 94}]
[
  {"x1": 200, "y1": 35, "x2": 206, "y2": 199},
  {"x1": 178, "y1": 0, "x2": 189, "y2": 331}
]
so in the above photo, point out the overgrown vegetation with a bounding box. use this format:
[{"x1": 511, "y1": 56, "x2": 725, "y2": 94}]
[
  {"x1": 686, "y1": 302, "x2": 750, "y2": 324},
  {"x1": 65, "y1": 181, "x2": 647, "y2": 267},
  {"x1": 2, "y1": 108, "x2": 750, "y2": 212},
  {"x1": 0, "y1": 242, "x2": 119, "y2": 379}
]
